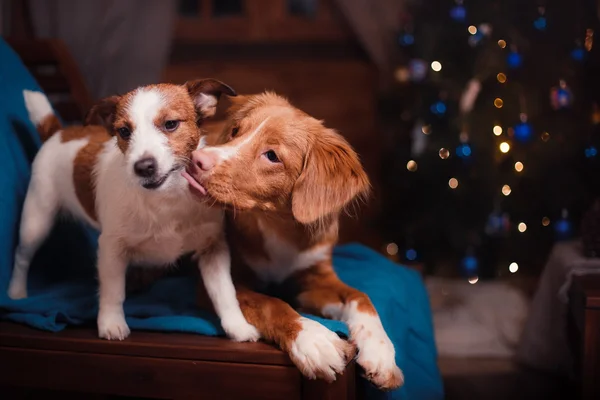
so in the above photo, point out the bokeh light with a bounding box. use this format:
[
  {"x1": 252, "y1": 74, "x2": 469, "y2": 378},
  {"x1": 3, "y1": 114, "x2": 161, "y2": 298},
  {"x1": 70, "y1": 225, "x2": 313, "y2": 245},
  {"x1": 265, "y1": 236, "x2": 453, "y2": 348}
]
[
  {"x1": 493, "y1": 125, "x2": 503, "y2": 135},
  {"x1": 497, "y1": 73, "x2": 507, "y2": 83},
  {"x1": 449, "y1": 178, "x2": 459, "y2": 189},
  {"x1": 386, "y1": 243, "x2": 399, "y2": 256},
  {"x1": 407, "y1": 160, "x2": 418, "y2": 172},
  {"x1": 542, "y1": 217, "x2": 551, "y2": 226},
  {"x1": 518, "y1": 222, "x2": 527, "y2": 232},
  {"x1": 468, "y1": 276, "x2": 479, "y2": 284},
  {"x1": 431, "y1": 61, "x2": 442, "y2": 72},
  {"x1": 494, "y1": 98, "x2": 504, "y2": 108},
  {"x1": 439, "y1": 148, "x2": 450, "y2": 159},
  {"x1": 502, "y1": 184, "x2": 512, "y2": 196},
  {"x1": 514, "y1": 161, "x2": 524, "y2": 172},
  {"x1": 468, "y1": 25, "x2": 477, "y2": 35},
  {"x1": 509, "y1": 262, "x2": 519, "y2": 273},
  {"x1": 500, "y1": 142, "x2": 510, "y2": 153},
  {"x1": 498, "y1": 39, "x2": 507, "y2": 48}
]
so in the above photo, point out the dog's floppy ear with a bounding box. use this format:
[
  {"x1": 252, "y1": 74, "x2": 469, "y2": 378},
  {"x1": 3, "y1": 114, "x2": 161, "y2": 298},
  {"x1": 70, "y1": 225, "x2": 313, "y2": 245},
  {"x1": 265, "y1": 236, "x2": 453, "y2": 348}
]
[
  {"x1": 84, "y1": 96, "x2": 121, "y2": 131},
  {"x1": 185, "y1": 78, "x2": 237, "y2": 119},
  {"x1": 292, "y1": 128, "x2": 371, "y2": 224}
]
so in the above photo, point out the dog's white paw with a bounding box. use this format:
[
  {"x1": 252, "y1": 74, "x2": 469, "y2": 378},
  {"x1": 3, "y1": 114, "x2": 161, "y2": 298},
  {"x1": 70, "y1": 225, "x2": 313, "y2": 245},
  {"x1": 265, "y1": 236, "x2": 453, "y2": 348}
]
[
  {"x1": 7, "y1": 279, "x2": 27, "y2": 300},
  {"x1": 221, "y1": 317, "x2": 260, "y2": 342},
  {"x1": 289, "y1": 318, "x2": 356, "y2": 383},
  {"x1": 97, "y1": 310, "x2": 131, "y2": 341},
  {"x1": 353, "y1": 317, "x2": 404, "y2": 391}
]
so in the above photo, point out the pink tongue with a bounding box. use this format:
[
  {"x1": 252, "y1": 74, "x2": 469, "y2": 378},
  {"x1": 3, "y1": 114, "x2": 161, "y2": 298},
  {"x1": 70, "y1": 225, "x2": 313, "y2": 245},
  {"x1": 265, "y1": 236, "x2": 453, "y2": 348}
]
[{"x1": 181, "y1": 170, "x2": 207, "y2": 195}]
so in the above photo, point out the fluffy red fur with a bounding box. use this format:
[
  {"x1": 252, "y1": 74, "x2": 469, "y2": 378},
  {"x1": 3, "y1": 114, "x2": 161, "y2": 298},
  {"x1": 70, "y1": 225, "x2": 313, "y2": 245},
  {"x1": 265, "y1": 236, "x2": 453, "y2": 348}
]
[{"x1": 188, "y1": 93, "x2": 404, "y2": 390}]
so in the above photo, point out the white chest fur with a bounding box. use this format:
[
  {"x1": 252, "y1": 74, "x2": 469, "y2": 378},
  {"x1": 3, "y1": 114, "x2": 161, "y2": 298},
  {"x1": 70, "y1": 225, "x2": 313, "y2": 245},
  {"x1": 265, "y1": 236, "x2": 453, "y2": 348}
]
[
  {"x1": 245, "y1": 220, "x2": 331, "y2": 283},
  {"x1": 95, "y1": 142, "x2": 223, "y2": 267}
]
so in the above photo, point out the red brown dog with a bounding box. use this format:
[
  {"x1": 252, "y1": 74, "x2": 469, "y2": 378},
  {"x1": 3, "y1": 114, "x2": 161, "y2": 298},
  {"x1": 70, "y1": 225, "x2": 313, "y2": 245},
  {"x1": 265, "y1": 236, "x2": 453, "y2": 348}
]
[{"x1": 183, "y1": 92, "x2": 404, "y2": 390}]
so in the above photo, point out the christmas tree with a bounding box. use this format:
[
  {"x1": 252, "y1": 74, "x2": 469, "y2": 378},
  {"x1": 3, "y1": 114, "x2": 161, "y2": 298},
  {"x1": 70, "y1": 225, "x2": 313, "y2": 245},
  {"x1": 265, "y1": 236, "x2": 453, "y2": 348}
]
[{"x1": 379, "y1": 0, "x2": 600, "y2": 280}]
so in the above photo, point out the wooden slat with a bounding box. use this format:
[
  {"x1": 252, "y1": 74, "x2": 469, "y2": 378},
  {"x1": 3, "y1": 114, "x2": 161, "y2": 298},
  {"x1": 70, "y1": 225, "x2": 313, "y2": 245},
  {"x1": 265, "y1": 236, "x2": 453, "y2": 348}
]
[
  {"x1": 32, "y1": 73, "x2": 71, "y2": 93},
  {"x1": 5, "y1": 39, "x2": 58, "y2": 64},
  {"x1": 174, "y1": 0, "x2": 352, "y2": 43},
  {"x1": 0, "y1": 322, "x2": 293, "y2": 366},
  {"x1": 0, "y1": 347, "x2": 301, "y2": 400},
  {"x1": 7, "y1": 38, "x2": 94, "y2": 121}
]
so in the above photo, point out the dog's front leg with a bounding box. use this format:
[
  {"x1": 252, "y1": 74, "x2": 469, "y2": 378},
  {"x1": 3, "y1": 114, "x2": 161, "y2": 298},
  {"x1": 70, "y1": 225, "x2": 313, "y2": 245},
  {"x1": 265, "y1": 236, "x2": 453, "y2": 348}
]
[
  {"x1": 96, "y1": 234, "x2": 130, "y2": 340},
  {"x1": 294, "y1": 263, "x2": 404, "y2": 391},
  {"x1": 197, "y1": 235, "x2": 259, "y2": 342}
]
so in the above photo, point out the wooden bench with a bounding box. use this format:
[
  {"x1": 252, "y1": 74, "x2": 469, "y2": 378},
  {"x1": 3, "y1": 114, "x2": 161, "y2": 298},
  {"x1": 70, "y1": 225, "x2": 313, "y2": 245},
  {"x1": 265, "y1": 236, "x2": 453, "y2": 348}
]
[{"x1": 0, "y1": 322, "x2": 356, "y2": 399}]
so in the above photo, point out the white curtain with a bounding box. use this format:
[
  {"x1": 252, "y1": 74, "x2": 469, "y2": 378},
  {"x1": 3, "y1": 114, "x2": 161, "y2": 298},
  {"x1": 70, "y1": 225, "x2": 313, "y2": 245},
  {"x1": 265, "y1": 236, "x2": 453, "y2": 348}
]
[{"x1": 28, "y1": 0, "x2": 177, "y2": 100}]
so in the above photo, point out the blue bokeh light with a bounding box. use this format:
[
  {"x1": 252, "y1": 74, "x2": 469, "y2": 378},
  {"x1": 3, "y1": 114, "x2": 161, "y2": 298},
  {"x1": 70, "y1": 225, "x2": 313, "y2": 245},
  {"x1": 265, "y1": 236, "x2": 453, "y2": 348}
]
[
  {"x1": 534, "y1": 17, "x2": 547, "y2": 31},
  {"x1": 507, "y1": 51, "x2": 523, "y2": 68},
  {"x1": 430, "y1": 101, "x2": 447, "y2": 116},
  {"x1": 456, "y1": 143, "x2": 472, "y2": 158},
  {"x1": 571, "y1": 47, "x2": 585, "y2": 61},
  {"x1": 450, "y1": 5, "x2": 466, "y2": 22},
  {"x1": 399, "y1": 33, "x2": 414, "y2": 46},
  {"x1": 585, "y1": 146, "x2": 598, "y2": 158},
  {"x1": 405, "y1": 248, "x2": 418, "y2": 261},
  {"x1": 461, "y1": 255, "x2": 479, "y2": 274},
  {"x1": 514, "y1": 122, "x2": 533, "y2": 142}
]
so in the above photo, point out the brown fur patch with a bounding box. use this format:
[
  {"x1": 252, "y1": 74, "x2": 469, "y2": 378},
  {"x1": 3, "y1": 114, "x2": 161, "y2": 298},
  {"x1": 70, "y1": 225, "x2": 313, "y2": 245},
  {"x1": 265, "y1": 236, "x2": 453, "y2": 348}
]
[
  {"x1": 38, "y1": 115, "x2": 62, "y2": 142},
  {"x1": 197, "y1": 281, "x2": 303, "y2": 350},
  {"x1": 60, "y1": 125, "x2": 112, "y2": 222},
  {"x1": 152, "y1": 89, "x2": 201, "y2": 164},
  {"x1": 294, "y1": 262, "x2": 378, "y2": 316}
]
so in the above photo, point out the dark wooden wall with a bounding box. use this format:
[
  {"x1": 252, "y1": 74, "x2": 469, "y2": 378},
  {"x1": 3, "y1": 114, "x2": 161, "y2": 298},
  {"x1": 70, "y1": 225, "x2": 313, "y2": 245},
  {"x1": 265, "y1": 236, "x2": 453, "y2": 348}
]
[{"x1": 164, "y1": 0, "x2": 382, "y2": 246}]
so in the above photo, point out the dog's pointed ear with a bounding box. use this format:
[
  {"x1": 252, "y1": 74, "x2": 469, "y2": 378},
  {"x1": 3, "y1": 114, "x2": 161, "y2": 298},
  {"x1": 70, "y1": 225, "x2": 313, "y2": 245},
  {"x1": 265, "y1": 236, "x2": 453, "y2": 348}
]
[
  {"x1": 185, "y1": 78, "x2": 237, "y2": 119},
  {"x1": 292, "y1": 129, "x2": 371, "y2": 225},
  {"x1": 84, "y1": 96, "x2": 121, "y2": 132}
]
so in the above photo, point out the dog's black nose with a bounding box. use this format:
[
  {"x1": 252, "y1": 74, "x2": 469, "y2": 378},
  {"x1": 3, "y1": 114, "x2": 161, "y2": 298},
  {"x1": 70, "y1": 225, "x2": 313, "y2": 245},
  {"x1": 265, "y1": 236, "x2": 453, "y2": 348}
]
[{"x1": 134, "y1": 157, "x2": 157, "y2": 178}]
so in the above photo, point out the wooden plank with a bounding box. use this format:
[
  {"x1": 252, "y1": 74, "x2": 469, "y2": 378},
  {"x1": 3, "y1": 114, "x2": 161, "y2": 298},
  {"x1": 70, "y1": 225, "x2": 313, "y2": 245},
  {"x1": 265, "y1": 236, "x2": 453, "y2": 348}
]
[
  {"x1": 301, "y1": 360, "x2": 356, "y2": 400},
  {"x1": 5, "y1": 39, "x2": 57, "y2": 64},
  {"x1": 0, "y1": 322, "x2": 293, "y2": 366},
  {"x1": 573, "y1": 275, "x2": 600, "y2": 309},
  {"x1": 0, "y1": 347, "x2": 301, "y2": 400},
  {"x1": 583, "y1": 309, "x2": 600, "y2": 400}
]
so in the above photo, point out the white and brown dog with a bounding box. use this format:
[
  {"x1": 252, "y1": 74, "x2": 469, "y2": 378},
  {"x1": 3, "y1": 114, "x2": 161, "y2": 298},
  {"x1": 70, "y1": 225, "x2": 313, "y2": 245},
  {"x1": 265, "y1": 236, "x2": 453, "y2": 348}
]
[
  {"x1": 8, "y1": 80, "x2": 258, "y2": 343},
  {"x1": 185, "y1": 93, "x2": 404, "y2": 390}
]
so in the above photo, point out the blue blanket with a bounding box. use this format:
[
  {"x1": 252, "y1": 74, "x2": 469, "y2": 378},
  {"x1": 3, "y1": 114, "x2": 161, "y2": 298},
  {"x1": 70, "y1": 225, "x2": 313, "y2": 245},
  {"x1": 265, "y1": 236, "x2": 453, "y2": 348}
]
[{"x1": 0, "y1": 38, "x2": 443, "y2": 400}]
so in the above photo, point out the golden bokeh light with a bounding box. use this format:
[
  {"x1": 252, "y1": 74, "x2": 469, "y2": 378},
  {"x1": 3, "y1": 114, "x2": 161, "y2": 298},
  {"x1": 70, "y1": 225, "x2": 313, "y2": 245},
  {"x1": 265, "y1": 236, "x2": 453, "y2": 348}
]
[
  {"x1": 493, "y1": 125, "x2": 503, "y2": 136},
  {"x1": 514, "y1": 161, "x2": 524, "y2": 172},
  {"x1": 422, "y1": 125, "x2": 431, "y2": 135},
  {"x1": 449, "y1": 178, "x2": 459, "y2": 189},
  {"x1": 497, "y1": 73, "x2": 507, "y2": 83},
  {"x1": 541, "y1": 132, "x2": 550, "y2": 142},
  {"x1": 499, "y1": 142, "x2": 510, "y2": 153},
  {"x1": 468, "y1": 276, "x2": 479, "y2": 284},
  {"x1": 518, "y1": 222, "x2": 527, "y2": 233},
  {"x1": 498, "y1": 39, "x2": 507, "y2": 48},
  {"x1": 509, "y1": 262, "x2": 519, "y2": 273},
  {"x1": 431, "y1": 61, "x2": 442, "y2": 72},
  {"x1": 542, "y1": 217, "x2": 551, "y2": 226},
  {"x1": 468, "y1": 25, "x2": 477, "y2": 35},
  {"x1": 407, "y1": 160, "x2": 418, "y2": 172},
  {"x1": 439, "y1": 148, "x2": 450, "y2": 159},
  {"x1": 386, "y1": 243, "x2": 399, "y2": 256},
  {"x1": 494, "y1": 98, "x2": 504, "y2": 108},
  {"x1": 502, "y1": 184, "x2": 512, "y2": 196}
]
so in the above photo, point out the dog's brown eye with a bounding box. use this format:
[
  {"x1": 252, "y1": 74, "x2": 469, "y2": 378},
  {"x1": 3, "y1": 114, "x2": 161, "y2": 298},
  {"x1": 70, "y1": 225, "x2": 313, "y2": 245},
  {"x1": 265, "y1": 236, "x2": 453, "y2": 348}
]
[
  {"x1": 117, "y1": 127, "x2": 131, "y2": 140},
  {"x1": 164, "y1": 120, "x2": 179, "y2": 132},
  {"x1": 264, "y1": 150, "x2": 280, "y2": 163},
  {"x1": 231, "y1": 127, "x2": 239, "y2": 138}
]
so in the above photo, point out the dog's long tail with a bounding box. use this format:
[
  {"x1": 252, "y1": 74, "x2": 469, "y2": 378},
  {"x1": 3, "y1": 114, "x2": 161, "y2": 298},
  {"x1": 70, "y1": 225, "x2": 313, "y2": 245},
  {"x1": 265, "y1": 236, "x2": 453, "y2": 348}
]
[{"x1": 23, "y1": 90, "x2": 62, "y2": 142}]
